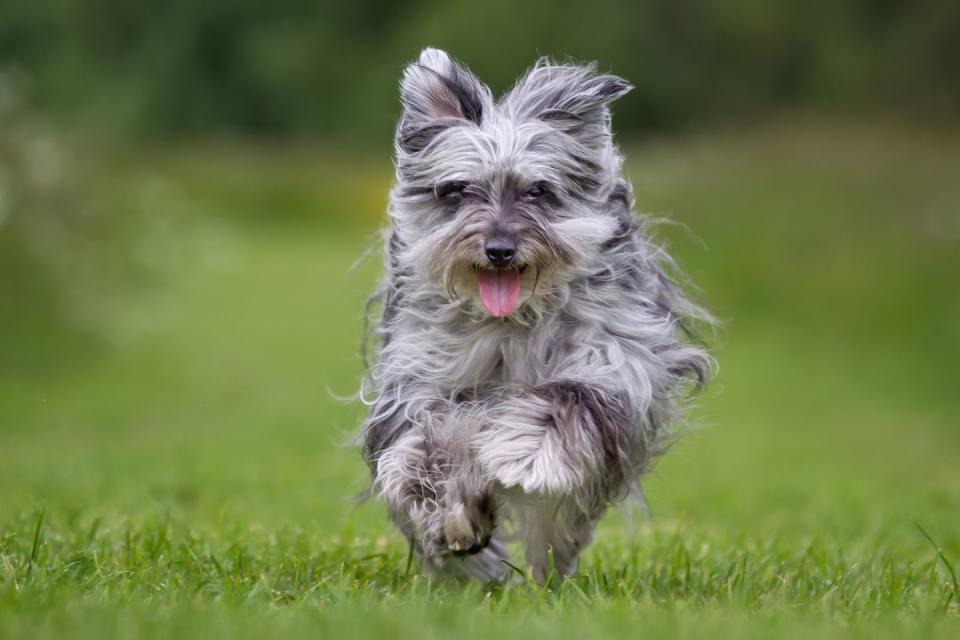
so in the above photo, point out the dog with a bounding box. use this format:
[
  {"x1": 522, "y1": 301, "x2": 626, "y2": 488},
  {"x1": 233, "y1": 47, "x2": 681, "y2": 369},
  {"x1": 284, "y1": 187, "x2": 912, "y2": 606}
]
[{"x1": 359, "y1": 48, "x2": 712, "y2": 582}]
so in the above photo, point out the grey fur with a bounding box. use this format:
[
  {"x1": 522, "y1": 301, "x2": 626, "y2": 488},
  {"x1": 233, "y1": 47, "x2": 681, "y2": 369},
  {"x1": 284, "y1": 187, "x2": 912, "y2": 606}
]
[{"x1": 359, "y1": 49, "x2": 713, "y2": 583}]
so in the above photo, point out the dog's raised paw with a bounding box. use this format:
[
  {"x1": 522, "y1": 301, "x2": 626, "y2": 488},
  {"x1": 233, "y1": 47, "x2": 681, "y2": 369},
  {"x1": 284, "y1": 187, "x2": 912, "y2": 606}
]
[{"x1": 475, "y1": 420, "x2": 584, "y2": 495}]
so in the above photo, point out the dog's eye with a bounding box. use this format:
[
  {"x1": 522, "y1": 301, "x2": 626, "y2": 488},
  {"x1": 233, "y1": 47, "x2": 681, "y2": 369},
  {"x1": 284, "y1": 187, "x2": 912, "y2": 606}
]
[
  {"x1": 437, "y1": 181, "x2": 467, "y2": 205},
  {"x1": 524, "y1": 182, "x2": 548, "y2": 200}
]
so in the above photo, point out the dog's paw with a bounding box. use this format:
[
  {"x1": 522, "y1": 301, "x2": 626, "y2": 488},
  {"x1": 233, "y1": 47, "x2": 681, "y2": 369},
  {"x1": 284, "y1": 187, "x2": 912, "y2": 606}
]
[{"x1": 442, "y1": 495, "x2": 495, "y2": 556}]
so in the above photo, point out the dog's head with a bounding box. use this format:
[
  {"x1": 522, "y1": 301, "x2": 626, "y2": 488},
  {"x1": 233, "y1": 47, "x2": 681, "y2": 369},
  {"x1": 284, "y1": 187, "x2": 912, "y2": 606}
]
[{"x1": 390, "y1": 48, "x2": 632, "y2": 319}]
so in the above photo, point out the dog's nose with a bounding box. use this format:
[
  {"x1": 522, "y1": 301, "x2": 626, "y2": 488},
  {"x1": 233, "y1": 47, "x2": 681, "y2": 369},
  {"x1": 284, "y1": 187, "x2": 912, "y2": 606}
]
[{"x1": 484, "y1": 237, "x2": 516, "y2": 268}]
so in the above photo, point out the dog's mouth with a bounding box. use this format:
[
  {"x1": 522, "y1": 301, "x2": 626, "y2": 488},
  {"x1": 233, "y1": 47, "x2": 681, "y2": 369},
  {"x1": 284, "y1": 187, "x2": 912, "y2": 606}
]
[{"x1": 473, "y1": 264, "x2": 527, "y2": 317}]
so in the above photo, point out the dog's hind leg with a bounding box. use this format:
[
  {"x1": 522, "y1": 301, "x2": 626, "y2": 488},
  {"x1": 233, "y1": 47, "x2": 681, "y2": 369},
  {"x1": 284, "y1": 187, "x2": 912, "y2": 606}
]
[{"x1": 509, "y1": 495, "x2": 601, "y2": 583}]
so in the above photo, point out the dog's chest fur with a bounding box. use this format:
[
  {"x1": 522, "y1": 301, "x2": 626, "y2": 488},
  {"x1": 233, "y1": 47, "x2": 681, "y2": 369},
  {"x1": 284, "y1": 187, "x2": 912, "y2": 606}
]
[{"x1": 428, "y1": 311, "x2": 575, "y2": 391}]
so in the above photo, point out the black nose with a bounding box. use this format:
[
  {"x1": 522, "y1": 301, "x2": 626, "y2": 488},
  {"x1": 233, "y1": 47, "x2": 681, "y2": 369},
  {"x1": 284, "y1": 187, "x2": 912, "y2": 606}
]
[{"x1": 484, "y1": 237, "x2": 516, "y2": 268}]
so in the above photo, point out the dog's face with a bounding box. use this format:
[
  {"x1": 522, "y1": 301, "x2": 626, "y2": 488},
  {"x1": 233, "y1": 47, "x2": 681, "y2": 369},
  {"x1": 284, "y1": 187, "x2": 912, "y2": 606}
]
[{"x1": 390, "y1": 49, "x2": 632, "y2": 319}]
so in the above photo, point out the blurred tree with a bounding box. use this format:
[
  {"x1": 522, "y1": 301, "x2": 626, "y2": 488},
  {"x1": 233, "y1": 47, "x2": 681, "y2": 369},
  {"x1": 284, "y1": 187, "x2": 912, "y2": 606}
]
[{"x1": 0, "y1": 0, "x2": 956, "y2": 143}]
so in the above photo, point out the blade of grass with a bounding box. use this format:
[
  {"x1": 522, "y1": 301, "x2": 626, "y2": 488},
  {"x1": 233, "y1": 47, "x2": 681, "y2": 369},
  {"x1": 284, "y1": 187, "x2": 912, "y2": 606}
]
[
  {"x1": 913, "y1": 521, "x2": 959, "y2": 605},
  {"x1": 501, "y1": 559, "x2": 528, "y2": 580},
  {"x1": 29, "y1": 509, "x2": 45, "y2": 564},
  {"x1": 404, "y1": 537, "x2": 415, "y2": 577}
]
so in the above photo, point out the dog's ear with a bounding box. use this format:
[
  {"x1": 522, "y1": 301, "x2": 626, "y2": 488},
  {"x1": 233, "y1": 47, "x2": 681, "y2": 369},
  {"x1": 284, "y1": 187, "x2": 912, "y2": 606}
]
[
  {"x1": 503, "y1": 60, "x2": 632, "y2": 141},
  {"x1": 397, "y1": 48, "x2": 490, "y2": 153}
]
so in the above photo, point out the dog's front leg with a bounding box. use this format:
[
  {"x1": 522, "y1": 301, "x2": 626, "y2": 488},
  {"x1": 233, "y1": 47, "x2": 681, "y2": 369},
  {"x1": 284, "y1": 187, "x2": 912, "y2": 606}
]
[
  {"x1": 362, "y1": 400, "x2": 504, "y2": 579},
  {"x1": 366, "y1": 422, "x2": 446, "y2": 563},
  {"x1": 475, "y1": 380, "x2": 645, "y2": 581}
]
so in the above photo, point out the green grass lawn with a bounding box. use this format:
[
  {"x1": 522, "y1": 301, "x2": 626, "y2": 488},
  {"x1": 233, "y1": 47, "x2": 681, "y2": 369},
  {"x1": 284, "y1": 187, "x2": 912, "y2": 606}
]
[{"x1": 1, "y1": 121, "x2": 958, "y2": 638}]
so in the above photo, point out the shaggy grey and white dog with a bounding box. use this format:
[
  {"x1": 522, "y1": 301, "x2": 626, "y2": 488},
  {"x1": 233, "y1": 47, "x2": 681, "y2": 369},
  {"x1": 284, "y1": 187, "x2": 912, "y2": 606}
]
[{"x1": 359, "y1": 48, "x2": 712, "y2": 583}]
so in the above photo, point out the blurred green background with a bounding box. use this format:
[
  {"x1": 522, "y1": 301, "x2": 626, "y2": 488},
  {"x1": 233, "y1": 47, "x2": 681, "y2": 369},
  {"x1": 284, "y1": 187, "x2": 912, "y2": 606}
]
[
  {"x1": 1, "y1": 1, "x2": 959, "y2": 637},
  {"x1": 2, "y1": 0, "x2": 959, "y2": 141}
]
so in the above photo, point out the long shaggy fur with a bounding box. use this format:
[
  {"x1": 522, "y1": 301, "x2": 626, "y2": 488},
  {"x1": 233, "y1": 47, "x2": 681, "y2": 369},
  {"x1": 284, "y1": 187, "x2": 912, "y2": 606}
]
[{"x1": 359, "y1": 49, "x2": 713, "y2": 582}]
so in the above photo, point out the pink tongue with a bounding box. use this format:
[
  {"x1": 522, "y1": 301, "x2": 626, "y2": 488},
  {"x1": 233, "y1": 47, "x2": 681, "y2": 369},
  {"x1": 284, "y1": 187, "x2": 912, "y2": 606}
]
[{"x1": 478, "y1": 269, "x2": 521, "y2": 317}]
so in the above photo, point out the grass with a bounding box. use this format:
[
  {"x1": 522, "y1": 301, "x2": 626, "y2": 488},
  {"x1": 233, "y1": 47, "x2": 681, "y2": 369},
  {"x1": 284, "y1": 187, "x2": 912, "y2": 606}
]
[{"x1": 1, "y1": 120, "x2": 959, "y2": 638}]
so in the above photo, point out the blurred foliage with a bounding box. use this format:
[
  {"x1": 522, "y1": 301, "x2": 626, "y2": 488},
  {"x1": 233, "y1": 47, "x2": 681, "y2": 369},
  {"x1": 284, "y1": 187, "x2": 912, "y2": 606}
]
[
  {"x1": 0, "y1": 0, "x2": 958, "y2": 144},
  {"x1": 0, "y1": 84, "x2": 97, "y2": 372}
]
